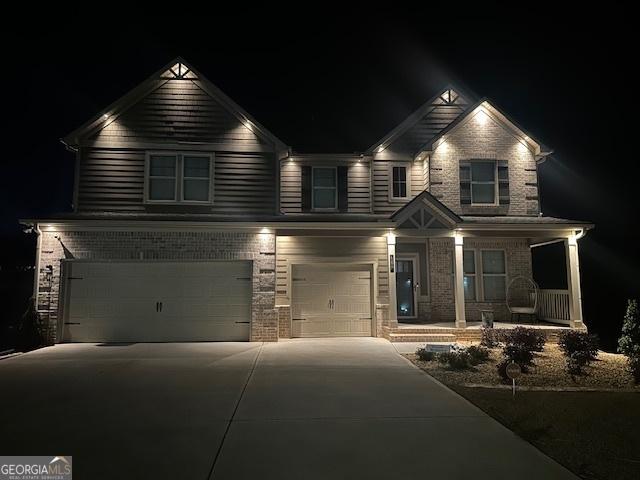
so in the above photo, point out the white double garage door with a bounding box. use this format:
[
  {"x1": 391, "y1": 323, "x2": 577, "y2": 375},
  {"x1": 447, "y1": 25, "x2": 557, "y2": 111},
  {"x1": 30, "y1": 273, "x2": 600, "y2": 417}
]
[
  {"x1": 62, "y1": 261, "x2": 252, "y2": 343},
  {"x1": 62, "y1": 261, "x2": 373, "y2": 342}
]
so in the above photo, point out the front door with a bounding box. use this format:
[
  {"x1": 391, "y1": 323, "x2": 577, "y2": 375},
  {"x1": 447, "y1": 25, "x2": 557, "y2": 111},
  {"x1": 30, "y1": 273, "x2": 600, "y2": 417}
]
[{"x1": 396, "y1": 258, "x2": 417, "y2": 319}]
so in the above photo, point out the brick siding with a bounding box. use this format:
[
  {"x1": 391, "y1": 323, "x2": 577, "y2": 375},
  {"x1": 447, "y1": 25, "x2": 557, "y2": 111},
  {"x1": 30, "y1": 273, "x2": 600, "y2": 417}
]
[{"x1": 36, "y1": 230, "x2": 277, "y2": 343}]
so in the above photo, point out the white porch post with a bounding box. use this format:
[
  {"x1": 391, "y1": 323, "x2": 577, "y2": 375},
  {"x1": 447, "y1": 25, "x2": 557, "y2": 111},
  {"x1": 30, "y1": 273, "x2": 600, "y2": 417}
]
[
  {"x1": 387, "y1": 232, "x2": 398, "y2": 326},
  {"x1": 453, "y1": 233, "x2": 466, "y2": 328},
  {"x1": 565, "y1": 234, "x2": 585, "y2": 329}
]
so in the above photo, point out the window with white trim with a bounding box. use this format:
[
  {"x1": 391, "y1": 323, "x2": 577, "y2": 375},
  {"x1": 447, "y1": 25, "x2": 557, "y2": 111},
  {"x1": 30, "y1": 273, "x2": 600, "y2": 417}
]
[
  {"x1": 389, "y1": 163, "x2": 411, "y2": 201},
  {"x1": 463, "y1": 250, "x2": 477, "y2": 301},
  {"x1": 146, "y1": 153, "x2": 213, "y2": 204},
  {"x1": 481, "y1": 250, "x2": 506, "y2": 300},
  {"x1": 470, "y1": 161, "x2": 497, "y2": 204},
  {"x1": 312, "y1": 167, "x2": 337, "y2": 210}
]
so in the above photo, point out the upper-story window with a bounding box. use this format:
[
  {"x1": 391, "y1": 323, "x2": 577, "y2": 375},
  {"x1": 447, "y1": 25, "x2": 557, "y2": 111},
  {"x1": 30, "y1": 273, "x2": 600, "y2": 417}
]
[
  {"x1": 460, "y1": 159, "x2": 510, "y2": 207},
  {"x1": 312, "y1": 167, "x2": 337, "y2": 210},
  {"x1": 470, "y1": 161, "x2": 497, "y2": 204},
  {"x1": 146, "y1": 152, "x2": 213, "y2": 204},
  {"x1": 389, "y1": 163, "x2": 411, "y2": 201}
]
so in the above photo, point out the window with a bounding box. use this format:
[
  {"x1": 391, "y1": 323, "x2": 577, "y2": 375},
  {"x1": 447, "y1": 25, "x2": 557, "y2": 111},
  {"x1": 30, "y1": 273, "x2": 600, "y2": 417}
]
[
  {"x1": 392, "y1": 166, "x2": 407, "y2": 199},
  {"x1": 146, "y1": 153, "x2": 213, "y2": 203},
  {"x1": 463, "y1": 250, "x2": 476, "y2": 301},
  {"x1": 182, "y1": 156, "x2": 211, "y2": 202},
  {"x1": 470, "y1": 161, "x2": 497, "y2": 204},
  {"x1": 148, "y1": 155, "x2": 178, "y2": 201},
  {"x1": 389, "y1": 163, "x2": 411, "y2": 201},
  {"x1": 481, "y1": 250, "x2": 506, "y2": 300},
  {"x1": 312, "y1": 167, "x2": 337, "y2": 209}
]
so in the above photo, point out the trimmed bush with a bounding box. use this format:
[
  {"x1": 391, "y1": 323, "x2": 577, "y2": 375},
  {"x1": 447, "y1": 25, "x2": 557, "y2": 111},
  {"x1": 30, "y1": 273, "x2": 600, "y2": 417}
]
[
  {"x1": 416, "y1": 347, "x2": 436, "y2": 362},
  {"x1": 480, "y1": 327, "x2": 500, "y2": 348},
  {"x1": 466, "y1": 345, "x2": 490, "y2": 365},
  {"x1": 497, "y1": 327, "x2": 546, "y2": 379},
  {"x1": 437, "y1": 347, "x2": 471, "y2": 370},
  {"x1": 618, "y1": 299, "x2": 640, "y2": 383},
  {"x1": 558, "y1": 330, "x2": 599, "y2": 375}
]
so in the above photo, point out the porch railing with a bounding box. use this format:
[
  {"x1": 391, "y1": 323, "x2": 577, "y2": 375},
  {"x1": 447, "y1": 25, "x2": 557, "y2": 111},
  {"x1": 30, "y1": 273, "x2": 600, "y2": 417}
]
[{"x1": 538, "y1": 289, "x2": 571, "y2": 325}]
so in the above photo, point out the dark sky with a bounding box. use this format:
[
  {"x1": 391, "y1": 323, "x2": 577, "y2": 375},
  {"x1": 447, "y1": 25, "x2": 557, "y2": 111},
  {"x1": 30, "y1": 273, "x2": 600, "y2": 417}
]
[{"x1": 2, "y1": 9, "x2": 637, "y2": 347}]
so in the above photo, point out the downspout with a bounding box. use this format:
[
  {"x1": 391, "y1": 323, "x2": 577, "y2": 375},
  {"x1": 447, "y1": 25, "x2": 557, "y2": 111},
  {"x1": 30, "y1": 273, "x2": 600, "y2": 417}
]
[{"x1": 32, "y1": 223, "x2": 42, "y2": 307}]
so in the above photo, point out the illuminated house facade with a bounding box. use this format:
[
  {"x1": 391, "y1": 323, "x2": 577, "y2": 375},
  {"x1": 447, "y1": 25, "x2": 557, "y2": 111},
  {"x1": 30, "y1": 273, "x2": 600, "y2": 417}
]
[{"x1": 24, "y1": 58, "x2": 592, "y2": 343}]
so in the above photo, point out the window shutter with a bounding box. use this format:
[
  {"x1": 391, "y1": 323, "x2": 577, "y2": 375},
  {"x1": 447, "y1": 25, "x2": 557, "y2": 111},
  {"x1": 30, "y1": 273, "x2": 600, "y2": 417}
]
[
  {"x1": 497, "y1": 160, "x2": 510, "y2": 205},
  {"x1": 459, "y1": 160, "x2": 471, "y2": 205},
  {"x1": 301, "y1": 166, "x2": 312, "y2": 212},
  {"x1": 337, "y1": 166, "x2": 349, "y2": 212}
]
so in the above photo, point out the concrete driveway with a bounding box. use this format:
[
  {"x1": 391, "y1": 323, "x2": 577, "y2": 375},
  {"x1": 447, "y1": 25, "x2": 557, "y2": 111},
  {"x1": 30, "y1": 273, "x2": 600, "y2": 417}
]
[{"x1": 0, "y1": 338, "x2": 576, "y2": 479}]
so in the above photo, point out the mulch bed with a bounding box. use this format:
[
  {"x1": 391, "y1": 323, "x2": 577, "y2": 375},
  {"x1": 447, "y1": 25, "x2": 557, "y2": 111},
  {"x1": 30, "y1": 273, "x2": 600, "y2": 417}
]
[{"x1": 405, "y1": 342, "x2": 640, "y2": 390}]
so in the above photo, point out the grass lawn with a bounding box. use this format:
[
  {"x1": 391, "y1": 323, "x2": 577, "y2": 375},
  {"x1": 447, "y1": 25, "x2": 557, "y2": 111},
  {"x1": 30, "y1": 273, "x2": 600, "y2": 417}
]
[
  {"x1": 405, "y1": 343, "x2": 640, "y2": 479},
  {"x1": 452, "y1": 387, "x2": 640, "y2": 480}
]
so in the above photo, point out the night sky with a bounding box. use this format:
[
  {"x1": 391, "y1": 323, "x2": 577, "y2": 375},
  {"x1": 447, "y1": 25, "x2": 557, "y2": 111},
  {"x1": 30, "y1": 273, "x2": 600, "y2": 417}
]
[{"x1": 2, "y1": 11, "x2": 637, "y2": 348}]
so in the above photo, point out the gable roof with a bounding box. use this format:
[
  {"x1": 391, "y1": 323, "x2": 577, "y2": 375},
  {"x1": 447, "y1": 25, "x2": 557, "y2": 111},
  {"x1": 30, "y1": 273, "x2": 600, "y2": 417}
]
[
  {"x1": 415, "y1": 98, "x2": 553, "y2": 161},
  {"x1": 391, "y1": 190, "x2": 462, "y2": 229},
  {"x1": 365, "y1": 85, "x2": 476, "y2": 156},
  {"x1": 61, "y1": 57, "x2": 288, "y2": 151}
]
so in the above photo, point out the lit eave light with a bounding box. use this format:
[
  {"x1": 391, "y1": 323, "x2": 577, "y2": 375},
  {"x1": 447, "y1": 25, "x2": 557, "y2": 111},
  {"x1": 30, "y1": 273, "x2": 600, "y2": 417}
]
[{"x1": 377, "y1": 146, "x2": 385, "y2": 153}]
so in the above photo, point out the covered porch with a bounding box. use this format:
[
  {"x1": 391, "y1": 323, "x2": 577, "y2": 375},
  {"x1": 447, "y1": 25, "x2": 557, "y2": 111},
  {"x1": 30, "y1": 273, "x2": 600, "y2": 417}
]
[{"x1": 385, "y1": 191, "x2": 593, "y2": 340}]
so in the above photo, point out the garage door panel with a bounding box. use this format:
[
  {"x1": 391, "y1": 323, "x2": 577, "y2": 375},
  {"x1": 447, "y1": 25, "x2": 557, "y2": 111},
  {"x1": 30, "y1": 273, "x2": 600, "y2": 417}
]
[
  {"x1": 292, "y1": 265, "x2": 372, "y2": 338},
  {"x1": 63, "y1": 261, "x2": 252, "y2": 343}
]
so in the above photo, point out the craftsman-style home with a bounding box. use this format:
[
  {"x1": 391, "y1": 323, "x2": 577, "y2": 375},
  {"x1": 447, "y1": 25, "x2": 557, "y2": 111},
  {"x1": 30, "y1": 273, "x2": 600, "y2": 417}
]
[{"x1": 24, "y1": 58, "x2": 592, "y2": 344}]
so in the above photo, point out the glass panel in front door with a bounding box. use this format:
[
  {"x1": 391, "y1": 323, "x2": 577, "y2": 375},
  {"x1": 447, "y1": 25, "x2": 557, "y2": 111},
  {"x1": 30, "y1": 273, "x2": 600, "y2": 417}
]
[{"x1": 396, "y1": 260, "x2": 415, "y2": 317}]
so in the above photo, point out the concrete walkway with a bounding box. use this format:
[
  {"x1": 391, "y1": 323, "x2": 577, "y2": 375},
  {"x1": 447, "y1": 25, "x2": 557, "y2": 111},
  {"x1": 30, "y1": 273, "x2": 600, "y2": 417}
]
[{"x1": 0, "y1": 338, "x2": 576, "y2": 479}]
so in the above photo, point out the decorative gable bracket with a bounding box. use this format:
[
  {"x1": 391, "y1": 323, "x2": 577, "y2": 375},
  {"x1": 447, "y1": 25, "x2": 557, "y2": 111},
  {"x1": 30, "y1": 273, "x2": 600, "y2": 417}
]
[{"x1": 391, "y1": 191, "x2": 461, "y2": 231}]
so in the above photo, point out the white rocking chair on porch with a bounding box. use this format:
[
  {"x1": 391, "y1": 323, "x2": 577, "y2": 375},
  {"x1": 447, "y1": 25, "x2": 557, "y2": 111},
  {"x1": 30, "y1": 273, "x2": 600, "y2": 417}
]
[{"x1": 506, "y1": 276, "x2": 539, "y2": 323}]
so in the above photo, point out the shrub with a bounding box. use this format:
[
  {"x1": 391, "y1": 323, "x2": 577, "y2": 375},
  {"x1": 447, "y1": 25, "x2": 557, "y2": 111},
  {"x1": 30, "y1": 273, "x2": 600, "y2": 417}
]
[
  {"x1": 480, "y1": 327, "x2": 500, "y2": 348},
  {"x1": 466, "y1": 345, "x2": 490, "y2": 365},
  {"x1": 618, "y1": 299, "x2": 640, "y2": 383},
  {"x1": 558, "y1": 330, "x2": 599, "y2": 375},
  {"x1": 15, "y1": 298, "x2": 45, "y2": 352},
  {"x1": 437, "y1": 348, "x2": 471, "y2": 370},
  {"x1": 416, "y1": 347, "x2": 436, "y2": 362},
  {"x1": 498, "y1": 327, "x2": 546, "y2": 376}
]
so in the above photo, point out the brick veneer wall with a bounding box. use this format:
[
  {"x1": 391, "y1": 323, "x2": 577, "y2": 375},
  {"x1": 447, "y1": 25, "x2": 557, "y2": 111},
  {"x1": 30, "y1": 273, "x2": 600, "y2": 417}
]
[
  {"x1": 36, "y1": 229, "x2": 277, "y2": 343},
  {"x1": 429, "y1": 113, "x2": 540, "y2": 216},
  {"x1": 427, "y1": 237, "x2": 533, "y2": 322}
]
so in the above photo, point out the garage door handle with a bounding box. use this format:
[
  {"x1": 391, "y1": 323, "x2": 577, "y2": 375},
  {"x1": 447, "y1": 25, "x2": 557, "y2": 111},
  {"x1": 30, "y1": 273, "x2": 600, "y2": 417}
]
[
  {"x1": 235, "y1": 321, "x2": 250, "y2": 324},
  {"x1": 159, "y1": 302, "x2": 163, "y2": 312},
  {"x1": 292, "y1": 318, "x2": 306, "y2": 321},
  {"x1": 236, "y1": 277, "x2": 251, "y2": 281}
]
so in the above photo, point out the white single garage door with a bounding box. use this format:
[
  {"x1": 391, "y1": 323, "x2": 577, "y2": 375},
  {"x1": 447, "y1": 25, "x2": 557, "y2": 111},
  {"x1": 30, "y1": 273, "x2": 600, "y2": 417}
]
[
  {"x1": 291, "y1": 264, "x2": 372, "y2": 337},
  {"x1": 62, "y1": 261, "x2": 252, "y2": 342}
]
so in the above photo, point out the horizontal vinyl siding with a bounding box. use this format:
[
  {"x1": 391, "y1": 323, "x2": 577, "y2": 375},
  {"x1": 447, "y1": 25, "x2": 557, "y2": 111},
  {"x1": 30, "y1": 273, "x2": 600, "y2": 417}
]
[
  {"x1": 347, "y1": 162, "x2": 371, "y2": 213},
  {"x1": 77, "y1": 148, "x2": 276, "y2": 214},
  {"x1": 280, "y1": 162, "x2": 302, "y2": 213},
  {"x1": 372, "y1": 159, "x2": 425, "y2": 215},
  {"x1": 275, "y1": 236, "x2": 388, "y2": 304},
  {"x1": 92, "y1": 79, "x2": 266, "y2": 147}
]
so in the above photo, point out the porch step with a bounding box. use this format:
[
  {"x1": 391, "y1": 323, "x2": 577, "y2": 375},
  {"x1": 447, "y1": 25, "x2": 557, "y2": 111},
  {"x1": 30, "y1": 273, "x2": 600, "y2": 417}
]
[{"x1": 388, "y1": 332, "x2": 457, "y2": 343}]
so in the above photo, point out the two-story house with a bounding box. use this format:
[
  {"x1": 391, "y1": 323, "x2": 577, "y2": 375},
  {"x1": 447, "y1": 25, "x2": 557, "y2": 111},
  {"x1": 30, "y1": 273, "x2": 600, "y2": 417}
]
[{"x1": 23, "y1": 58, "x2": 592, "y2": 344}]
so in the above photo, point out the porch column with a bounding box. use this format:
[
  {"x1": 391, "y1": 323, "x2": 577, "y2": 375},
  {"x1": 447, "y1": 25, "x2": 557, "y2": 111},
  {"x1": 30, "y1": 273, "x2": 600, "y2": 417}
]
[
  {"x1": 387, "y1": 232, "x2": 398, "y2": 326},
  {"x1": 453, "y1": 234, "x2": 466, "y2": 328},
  {"x1": 565, "y1": 234, "x2": 585, "y2": 329}
]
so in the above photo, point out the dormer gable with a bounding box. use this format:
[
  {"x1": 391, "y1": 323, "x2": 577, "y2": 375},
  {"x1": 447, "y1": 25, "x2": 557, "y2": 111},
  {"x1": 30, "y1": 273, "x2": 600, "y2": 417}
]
[
  {"x1": 62, "y1": 57, "x2": 287, "y2": 153},
  {"x1": 367, "y1": 86, "x2": 474, "y2": 159}
]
